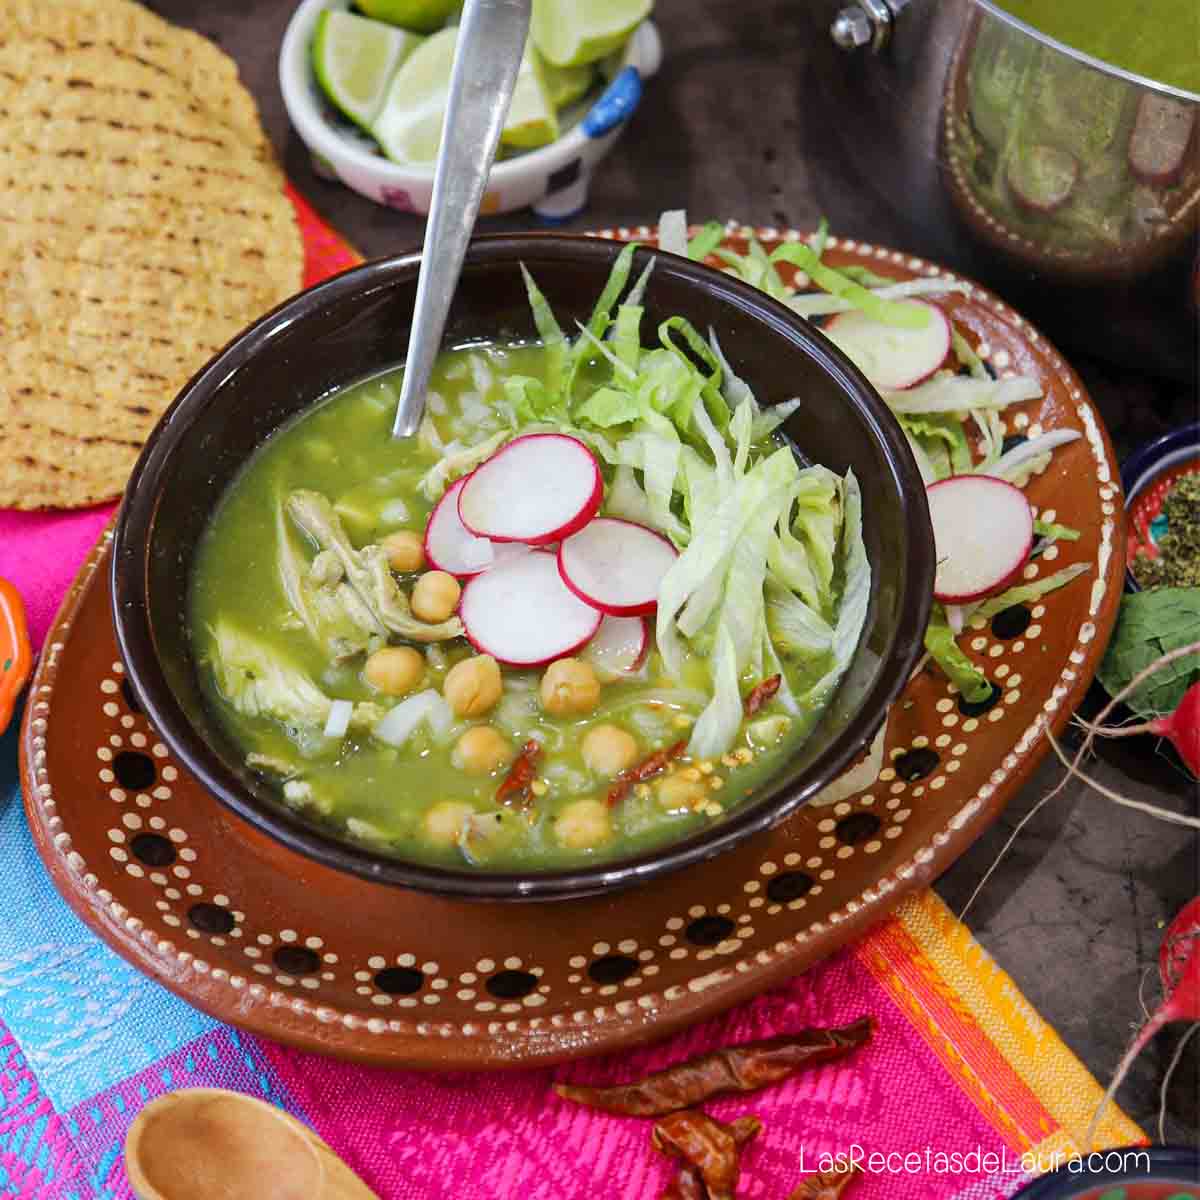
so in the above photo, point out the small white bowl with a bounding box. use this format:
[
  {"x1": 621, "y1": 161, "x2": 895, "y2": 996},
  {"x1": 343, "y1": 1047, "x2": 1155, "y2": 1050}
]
[{"x1": 279, "y1": 0, "x2": 662, "y2": 220}]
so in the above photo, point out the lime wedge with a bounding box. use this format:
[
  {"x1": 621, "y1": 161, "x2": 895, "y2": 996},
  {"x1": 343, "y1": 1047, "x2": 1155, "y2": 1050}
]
[
  {"x1": 356, "y1": 0, "x2": 460, "y2": 36},
  {"x1": 502, "y1": 44, "x2": 559, "y2": 151},
  {"x1": 538, "y1": 53, "x2": 594, "y2": 109},
  {"x1": 312, "y1": 10, "x2": 420, "y2": 131},
  {"x1": 531, "y1": 0, "x2": 651, "y2": 68},
  {"x1": 370, "y1": 26, "x2": 458, "y2": 164}
]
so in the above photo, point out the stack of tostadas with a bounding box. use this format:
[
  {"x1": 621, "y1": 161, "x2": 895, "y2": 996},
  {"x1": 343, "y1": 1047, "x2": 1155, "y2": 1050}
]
[{"x1": 0, "y1": 0, "x2": 304, "y2": 509}]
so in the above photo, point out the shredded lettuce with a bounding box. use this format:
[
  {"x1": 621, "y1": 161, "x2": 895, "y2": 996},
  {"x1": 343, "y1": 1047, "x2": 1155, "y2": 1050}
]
[
  {"x1": 471, "y1": 226, "x2": 883, "y2": 755},
  {"x1": 801, "y1": 470, "x2": 871, "y2": 703},
  {"x1": 658, "y1": 209, "x2": 688, "y2": 257},
  {"x1": 751, "y1": 397, "x2": 802, "y2": 443},
  {"x1": 924, "y1": 608, "x2": 993, "y2": 704},
  {"x1": 688, "y1": 625, "x2": 744, "y2": 759},
  {"x1": 770, "y1": 242, "x2": 930, "y2": 330},
  {"x1": 707, "y1": 331, "x2": 759, "y2": 417},
  {"x1": 902, "y1": 429, "x2": 938, "y2": 485},
  {"x1": 786, "y1": 278, "x2": 968, "y2": 319},
  {"x1": 687, "y1": 220, "x2": 726, "y2": 261},
  {"x1": 883, "y1": 374, "x2": 1042, "y2": 415},
  {"x1": 519, "y1": 263, "x2": 565, "y2": 345},
  {"x1": 985, "y1": 428, "x2": 1080, "y2": 483},
  {"x1": 604, "y1": 464, "x2": 689, "y2": 544},
  {"x1": 898, "y1": 413, "x2": 973, "y2": 479},
  {"x1": 951, "y1": 326, "x2": 989, "y2": 380},
  {"x1": 766, "y1": 580, "x2": 834, "y2": 657},
  {"x1": 1033, "y1": 519, "x2": 1081, "y2": 543},
  {"x1": 969, "y1": 563, "x2": 1090, "y2": 620}
]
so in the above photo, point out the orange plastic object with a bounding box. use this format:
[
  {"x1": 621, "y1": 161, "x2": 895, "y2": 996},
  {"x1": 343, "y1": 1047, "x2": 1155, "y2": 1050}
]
[{"x1": 0, "y1": 579, "x2": 31, "y2": 733}]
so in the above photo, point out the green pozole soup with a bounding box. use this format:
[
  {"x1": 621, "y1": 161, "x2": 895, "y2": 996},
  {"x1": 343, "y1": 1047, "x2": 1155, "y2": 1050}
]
[{"x1": 190, "y1": 247, "x2": 871, "y2": 871}]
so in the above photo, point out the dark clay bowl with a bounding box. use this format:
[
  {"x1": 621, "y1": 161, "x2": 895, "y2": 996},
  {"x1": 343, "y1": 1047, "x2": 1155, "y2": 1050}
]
[{"x1": 112, "y1": 234, "x2": 934, "y2": 901}]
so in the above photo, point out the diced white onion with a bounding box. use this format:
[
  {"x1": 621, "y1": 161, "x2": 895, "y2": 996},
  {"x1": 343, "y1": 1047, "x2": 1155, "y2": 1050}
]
[
  {"x1": 425, "y1": 692, "x2": 454, "y2": 738},
  {"x1": 380, "y1": 498, "x2": 410, "y2": 524},
  {"x1": 323, "y1": 699, "x2": 353, "y2": 739},
  {"x1": 373, "y1": 689, "x2": 442, "y2": 747}
]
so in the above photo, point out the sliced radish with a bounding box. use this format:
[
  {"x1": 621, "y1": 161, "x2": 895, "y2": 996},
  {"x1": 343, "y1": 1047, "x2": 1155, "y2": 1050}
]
[
  {"x1": 823, "y1": 300, "x2": 951, "y2": 391},
  {"x1": 459, "y1": 550, "x2": 602, "y2": 667},
  {"x1": 1129, "y1": 94, "x2": 1195, "y2": 186},
  {"x1": 557, "y1": 517, "x2": 679, "y2": 617},
  {"x1": 1007, "y1": 143, "x2": 1079, "y2": 214},
  {"x1": 582, "y1": 615, "x2": 649, "y2": 679},
  {"x1": 457, "y1": 434, "x2": 602, "y2": 545},
  {"x1": 424, "y1": 477, "x2": 495, "y2": 578},
  {"x1": 926, "y1": 475, "x2": 1034, "y2": 603}
]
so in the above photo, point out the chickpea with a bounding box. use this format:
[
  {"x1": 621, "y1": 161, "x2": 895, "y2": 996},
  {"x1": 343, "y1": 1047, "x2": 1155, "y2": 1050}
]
[
  {"x1": 539, "y1": 658, "x2": 601, "y2": 717},
  {"x1": 411, "y1": 570, "x2": 461, "y2": 623},
  {"x1": 581, "y1": 723, "x2": 639, "y2": 776},
  {"x1": 655, "y1": 773, "x2": 708, "y2": 812},
  {"x1": 554, "y1": 798, "x2": 612, "y2": 850},
  {"x1": 443, "y1": 654, "x2": 502, "y2": 717},
  {"x1": 363, "y1": 646, "x2": 424, "y2": 696},
  {"x1": 422, "y1": 800, "x2": 474, "y2": 847},
  {"x1": 454, "y1": 725, "x2": 514, "y2": 775},
  {"x1": 381, "y1": 529, "x2": 424, "y2": 573}
]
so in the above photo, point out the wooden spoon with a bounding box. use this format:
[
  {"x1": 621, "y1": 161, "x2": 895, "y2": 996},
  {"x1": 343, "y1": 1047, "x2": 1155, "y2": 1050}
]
[{"x1": 125, "y1": 1087, "x2": 378, "y2": 1200}]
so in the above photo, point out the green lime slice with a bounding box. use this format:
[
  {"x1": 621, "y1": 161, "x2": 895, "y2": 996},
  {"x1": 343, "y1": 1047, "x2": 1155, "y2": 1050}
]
[
  {"x1": 538, "y1": 54, "x2": 594, "y2": 109},
  {"x1": 370, "y1": 26, "x2": 458, "y2": 164},
  {"x1": 312, "y1": 10, "x2": 421, "y2": 130},
  {"x1": 501, "y1": 44, "x2": 559, "y2": 150},
  {"x1": 372, "y1": 29, "x2": 560, "y2": 164},
  {"x1": 531, "y1": 0, "x2": 651, "y2": 68},
  {"x1": 355, "y1": 0, "x2": 461, "y2": 36}
]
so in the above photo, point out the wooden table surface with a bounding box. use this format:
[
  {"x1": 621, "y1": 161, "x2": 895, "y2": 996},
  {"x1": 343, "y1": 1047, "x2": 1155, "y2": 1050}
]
[{"x1": 150, "y1": 0, "x2": 1199, "y2": 1148}]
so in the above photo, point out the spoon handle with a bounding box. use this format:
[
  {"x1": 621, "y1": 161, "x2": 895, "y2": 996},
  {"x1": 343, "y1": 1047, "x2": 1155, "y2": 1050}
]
[{"x1": 391, "y1": 0, "x2": 532, "y2": 437}]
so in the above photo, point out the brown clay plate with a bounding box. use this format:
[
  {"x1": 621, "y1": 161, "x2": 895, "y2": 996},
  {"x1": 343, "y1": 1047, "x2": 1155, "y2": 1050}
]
[{"x1": 20, "y1": 227, "x2": 1125, "y2": 1068}]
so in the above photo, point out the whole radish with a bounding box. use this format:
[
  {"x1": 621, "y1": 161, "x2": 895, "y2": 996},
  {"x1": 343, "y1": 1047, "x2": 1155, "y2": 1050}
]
[
  {"x1": 1077, "y1": 675, "x2": 1200, "y2": 779},
  {"x1": 1146, "y1": 680, "x2": 1200, "y2": 778},
  {"x1": 1085, "y1": 897, "x2": 1200, "y2": 1147}
]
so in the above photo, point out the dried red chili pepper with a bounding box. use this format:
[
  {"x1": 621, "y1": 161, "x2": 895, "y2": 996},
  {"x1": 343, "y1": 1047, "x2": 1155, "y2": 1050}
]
[
  {"x1": 744, "y1": 674, "x2": 781, "y2": 716},
  {"x1": 555, "y1": 1017, "x2": 874, "y2": 1115},
  {"x1": 495, "y1": 739, "x2": 541, "y2": 808},
  {"x1": 658, "y1": 1115, "x2": 761, "y2": 1200},
  {"x1": 786, "y1": 1162, "x2": 862, "y2": 1199},
  {"x1": 607, "y1": 738, "x2": 688, "y2": 806},
  {"x1": 652, "y1": 1111, "x2": 761, "y2": 1200}
]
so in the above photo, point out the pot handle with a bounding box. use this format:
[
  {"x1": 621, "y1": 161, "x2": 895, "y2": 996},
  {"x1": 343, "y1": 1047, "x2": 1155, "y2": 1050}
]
[{"x1": 830, "y1": 0, "x2": 915, "y2": 51}]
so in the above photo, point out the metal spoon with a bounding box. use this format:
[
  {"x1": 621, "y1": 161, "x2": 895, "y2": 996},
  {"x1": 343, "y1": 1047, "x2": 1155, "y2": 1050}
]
[{"x1": 391, "y1": 0, "x2": 532, "y2": 437}]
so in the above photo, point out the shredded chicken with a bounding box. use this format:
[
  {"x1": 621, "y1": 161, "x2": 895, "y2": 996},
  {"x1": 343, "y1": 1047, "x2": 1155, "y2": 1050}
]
[{"x1": 287, "y1": 490, "x2": 463, "y2": 643}]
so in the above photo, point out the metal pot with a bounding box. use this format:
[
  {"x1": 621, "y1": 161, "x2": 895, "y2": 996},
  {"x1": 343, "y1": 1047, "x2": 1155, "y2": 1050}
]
[{"x1": 802, "y1": 0, "x2": 1198, "y2": 383}]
